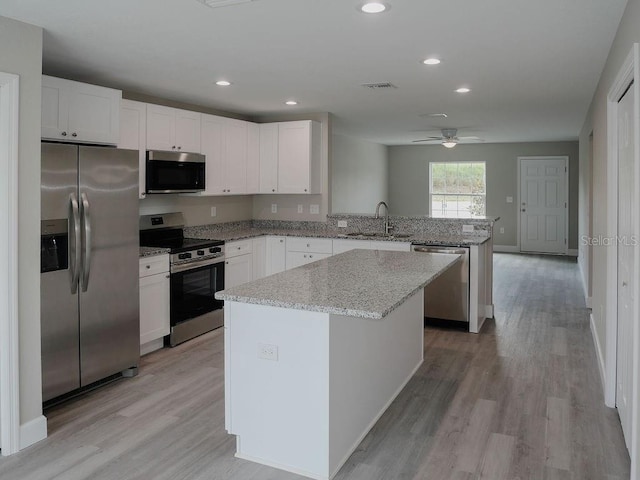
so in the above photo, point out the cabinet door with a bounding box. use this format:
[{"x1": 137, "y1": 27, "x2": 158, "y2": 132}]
[
  {"x1": 41, "y1": 76, "x2": 69, "y2": 140},
  {"x1": 139, "y1": 272, "x2": 170, "y2": 345},
  {"x1": 224, "y1": 118, "x2": 248, "y2": 194},
  {"x1": 333, "y1": 239, "x2": 371, "y2": 254},
  {"x1": 201, "y1": 114, "x2": 226, "y2": 195},
  {"x1": 278, "y1": 121, "x2": 311, "y2": 194},
  {"x1": 286, "y1": 251, "x2": 330, "y2": 269},
  {"x1": 266, "y1": 236, "x2": 286, "y2": 275},
  {"x1": 246, "y1": 122, "x2": 260, "y2": 194},
  {"x1": 175, "y1": 109, "x2": 201, "y2": 153},
  {"x1": 225, "y1": 254, "x2": 253, "y2": 289},
  {"x1": 67, "y1": 82, "x2": 121, "y2": 145},
  {"x1": 259, "y1": 123, "x2": 279, "y2": 193},
  {"x1": 119, "y1": 99, "x2": 147, "y2": 198},
  {"x1": 147, "y1": 104, "x2": 176, "y2": 151},
  {"x1": 252, "y1": 237, "x2": 267, "y2": 280}
]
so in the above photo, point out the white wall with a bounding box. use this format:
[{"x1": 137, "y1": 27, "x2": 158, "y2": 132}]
[
  {"x1": 579, "y1": 0, "x2": 640, "y2": 392},
  {"x1": 331, "y1": 134, "x2": 388, "y2": 214},
  {"x1": 0, "y1": 16, "x2": 43, "y2": 428}
]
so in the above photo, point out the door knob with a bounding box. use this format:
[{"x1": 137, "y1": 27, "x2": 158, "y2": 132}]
[{"x1": 521, "y1": 209, "x2": 526, "y2": 212}]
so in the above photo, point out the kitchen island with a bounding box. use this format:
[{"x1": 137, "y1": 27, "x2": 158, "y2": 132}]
[{"x1": 216, "y1": 249, "x2": 460, "y2": 480}]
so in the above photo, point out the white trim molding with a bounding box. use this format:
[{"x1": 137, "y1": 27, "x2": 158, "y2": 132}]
[
  {"x1": 0, "y1": 72, "x2": 21, "y2": 456},
  {"x1": 605, "y1": 43, "x2": 640, "y2": 479},
  {"x1": 591, "y1": 313, "x2": 606, "y2": 393},
  {"x1": 19, "y1": 416, "x2": 47, "y2": 451},
  {"x1": 492, "y1": 245, "x2": 519, "y2": 253}
]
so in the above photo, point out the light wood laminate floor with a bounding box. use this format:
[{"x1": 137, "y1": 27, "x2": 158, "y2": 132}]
[{"x1": 0, "y1": 253, "x2": 630, "y2": 479}]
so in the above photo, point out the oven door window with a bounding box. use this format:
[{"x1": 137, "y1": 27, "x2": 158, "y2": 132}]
[{"x1": 170, "y1": 262, "x2": 224, "y2": 324}]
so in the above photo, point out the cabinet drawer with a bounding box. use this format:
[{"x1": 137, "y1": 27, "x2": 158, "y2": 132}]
[
  {"x1": 286, "y1": 237, "x2": 333, "y2": 254},
  {"x1": 139, "y1": 254, "x2": 169, "y2": 278},
  {"x1": 226, "y1": 239, "x2": 253, "y2": 258},
  {"x1": 286, "y1": 251, "x2": 331, "y2": 269}
]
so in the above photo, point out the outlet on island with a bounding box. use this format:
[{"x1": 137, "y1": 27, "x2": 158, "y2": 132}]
[
  {"x1": 338, "y1": 220, "x2": 348, "y2": 228},
  {"x1": 258, "y1": 343, "x2": 279, "y2": 361}
]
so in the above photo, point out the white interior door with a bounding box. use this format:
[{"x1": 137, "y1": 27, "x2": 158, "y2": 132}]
[
  {"x1": 616, "y1": 84, "x2": 635, "y2": 449},
  {"x1": 519, "y1": 157, "x2": 568, "y2": 254}
]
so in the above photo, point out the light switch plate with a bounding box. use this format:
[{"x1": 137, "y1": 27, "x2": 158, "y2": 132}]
[
  {"x1": 298, "y1": 204, "x2": 303, "y2": 213},
  {"x1": 271, "y1": 204, "x2": 277, "y2": 213},
  {"x1": 462, "y1": 224, "x2": 474, "y2": 233},
  {"x1": 210, "y1": 206, "x2": 217, "y2": 217},
  {"x1": 310, "y1": 204, "x2": 320, "y2": 214},
  {"x1": 338, "y1": 220, "x2": 348, "y2": 228},
  {"x1": 500, "y1": 227, "x2": 505, "y2": 234},
  {"x1": 506, "y1": 196, "x2": 513, "y2": 203}
]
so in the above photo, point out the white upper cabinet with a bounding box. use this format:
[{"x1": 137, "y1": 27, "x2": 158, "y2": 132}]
[
  {"x1": 246, "y1": 122, "x2": 260, "y2": 194},
  {"x1": 259, "y1": 123, "x2": 279, "y2": 193},
  {"x1": 146, "y1": 104, "x2": 201, "y2": 153},
  {"x1": 259, "y1": 120, "x2": 321, "y2": 194},
  {"x1": 199, "y1": 114, "x2": 252, "y2": 196},
  {"x1": 42, "y1": 75, "x2": 121, "y2": 145},
  {"x1": 118, "y1": 99, "x2": 147, "y2": 199}
]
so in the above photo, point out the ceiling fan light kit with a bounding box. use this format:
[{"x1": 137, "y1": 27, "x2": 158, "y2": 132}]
[{"x1": 442, "y1": 141, "x2": 457, "y2": 148}]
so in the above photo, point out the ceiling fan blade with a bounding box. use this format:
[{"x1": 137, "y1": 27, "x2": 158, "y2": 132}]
[
  {"x1": 457, "y1": 136, "x2": 482, "y2": 141},
  {"x1": 412, "y1": 138, "x2": 443, "y2": 143}
]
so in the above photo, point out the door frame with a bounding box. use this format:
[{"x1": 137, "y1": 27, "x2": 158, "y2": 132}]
[
  {"x1": 0, "y1": 72, "x2": 21, "y2": 455},
  {"x1": 606, "y1": 43, "x2": 640, "y2": 477},
  {"x1": 516, "y1": 155, "x2": 569, "y2": 255}
]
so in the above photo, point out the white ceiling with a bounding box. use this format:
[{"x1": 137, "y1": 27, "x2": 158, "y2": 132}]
[{"x1": 0, "y1": 0, "x2": 628, "y2": 145}]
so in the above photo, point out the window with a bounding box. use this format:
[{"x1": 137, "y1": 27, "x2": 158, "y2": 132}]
[{"x1": 429, "y1": 162, "x2": 486, "y2": 218}]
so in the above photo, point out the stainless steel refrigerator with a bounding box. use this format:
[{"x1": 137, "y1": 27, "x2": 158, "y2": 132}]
[{"x1": 40, "y1": 142, "x2": 140, "y2": 402}]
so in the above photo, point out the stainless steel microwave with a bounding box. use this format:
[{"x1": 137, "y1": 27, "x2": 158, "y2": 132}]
[{"x1": 145, "y1": 150, "x2": 206, "y2": 194}]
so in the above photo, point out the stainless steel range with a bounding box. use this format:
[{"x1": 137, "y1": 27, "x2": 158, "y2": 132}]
[{"x1": 140, "y1": 213, "x2": 225, "y2": 346}]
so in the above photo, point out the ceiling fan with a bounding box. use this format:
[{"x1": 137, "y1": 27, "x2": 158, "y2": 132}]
[{"x1": 412, "y1": 128, "x2": 483, "y2": 148}]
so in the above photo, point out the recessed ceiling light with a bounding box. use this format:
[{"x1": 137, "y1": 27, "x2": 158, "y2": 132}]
[
  {"x1": 423, "y1": 58, "x2": 441, "y2": 65},
  {"x1": 456, "y1": 87, "x2": 471, "y2": 93},
  {"x1": 359, "y1": 2, "x2": 388, "y2": 14},
  {"x1": 215, "y1": 80, "x2": 232, "y2": 86},
  {"x1": 285, "y1": 100, "x2": 298, "y2": 106}
]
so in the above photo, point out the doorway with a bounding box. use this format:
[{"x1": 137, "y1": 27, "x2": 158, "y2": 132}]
[{"x1": 518, "y1": 156, "x2": 568, "y2": 254}]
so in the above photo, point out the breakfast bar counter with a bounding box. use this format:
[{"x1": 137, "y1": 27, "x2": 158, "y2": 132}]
[{"x1": 216, "y1": 249, "x2": 460, "y2": 480}]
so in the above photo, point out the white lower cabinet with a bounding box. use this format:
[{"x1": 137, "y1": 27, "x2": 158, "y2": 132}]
[
  {"x1": 252, "y1": 237, "x2": 266, "y2": 280},
  {"x1": 285, "y1": 237, "x2": 333, "y2": 269},
  {"x1": 225, "y1": 240, "x2": 253, "y2": 288},
  {"x1": 266, "y1": 236, "x2": 286, "y2": 275},
  {"x1": 139, "y1": 255, "x2": 170, "y2": 355}
]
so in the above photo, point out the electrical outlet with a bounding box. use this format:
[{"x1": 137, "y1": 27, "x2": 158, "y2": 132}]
[
  {"x1": 338, "y1": 220, "x2": 348, "y2": 228},
  {"x1": 258, "y1": 343, "x2": 278, "y2": 361},
  {"x1": 462, "y1": 224, "x2": 474, "y2": 233},
  {"x1": 210, "y1": 206, "x2": 217, "y2": 217},
  {"x1": 298, "y1": 204, "x2": 303, "y2": 213},
  {"x1": 271, "y1": 204, "x2": 278, "y2": 213},
  {"x1": 310, "y1": 204, "x2": 320, "y2": 214},
  {"x1": 500, "y1": 227, "x2": 505, "y2": 234},
  {"x1": 506, "y1": 196, "x2": 513, "y2": 203}
]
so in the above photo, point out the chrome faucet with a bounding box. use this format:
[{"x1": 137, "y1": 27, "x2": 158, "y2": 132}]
[{"x1": 375, "y1": 201, "x2": 393, "y2": 235}]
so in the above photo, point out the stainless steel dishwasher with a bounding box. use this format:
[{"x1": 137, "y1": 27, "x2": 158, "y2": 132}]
[{"x1": 411, "y1": 245, "x2": 470, "y2": 324}]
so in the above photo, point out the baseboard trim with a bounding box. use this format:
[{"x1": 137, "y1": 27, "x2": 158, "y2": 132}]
[
  {"x1": 578, "y1": 258, "x2": 592, "y2": 308},
  {"x1": 20, "y1": 415, "x2": 47, "y2": 450},
  {"x1": 493, "y1": 245, "x2": 519, "y2": 253},
  {"x1": 590, "y1": 313, "x2": 606, "y2": 395}
]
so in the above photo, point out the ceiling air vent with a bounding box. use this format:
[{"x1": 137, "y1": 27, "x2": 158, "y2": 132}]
[
  {"x1": 361, "y1": 82, "x2": 398, "y2": 90},
  {"x1": 196, "y1": 0, "x2": 257, "y2": 8}
]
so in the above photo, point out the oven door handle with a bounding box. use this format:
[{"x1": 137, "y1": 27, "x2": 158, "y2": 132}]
[{"x1": 171, "y1": 257, "x2": 225, "y2": 274}]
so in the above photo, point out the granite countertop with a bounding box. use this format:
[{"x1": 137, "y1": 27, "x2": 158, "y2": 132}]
[
  {"x1": 186, "y1": 227, "x2": 490, "y2": 246},
  {"x1": 215, "y1": 249, "x2": 460, "y2": 319},
  {"x1": 139, "y1": 246, "x2": 170, "y2": 258}
]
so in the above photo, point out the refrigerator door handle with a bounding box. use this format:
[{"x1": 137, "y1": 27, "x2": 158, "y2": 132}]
[
  {"x1": 80, "y1": 192, "x2": 92, "y2": 292},
  {"x1": 69, "y1": 193, "x2": 81, "y2": 294}
]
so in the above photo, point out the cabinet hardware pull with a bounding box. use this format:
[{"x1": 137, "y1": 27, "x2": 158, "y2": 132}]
[
  {"x1": 272, "y1": 189, "x2": 275, "y2": 192},
  {"x1": 72, "y1": 132, "x2": 77, "y2": 137},
  {"x1": 146, "y1": 265, "x2": 151, "y2": 269},
  {"x1": 172, "y1": 145, "x2": 176, "y2": 149},
  {"x1": 61, "y1": 131, "x2": 67, "y2": 136}
]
